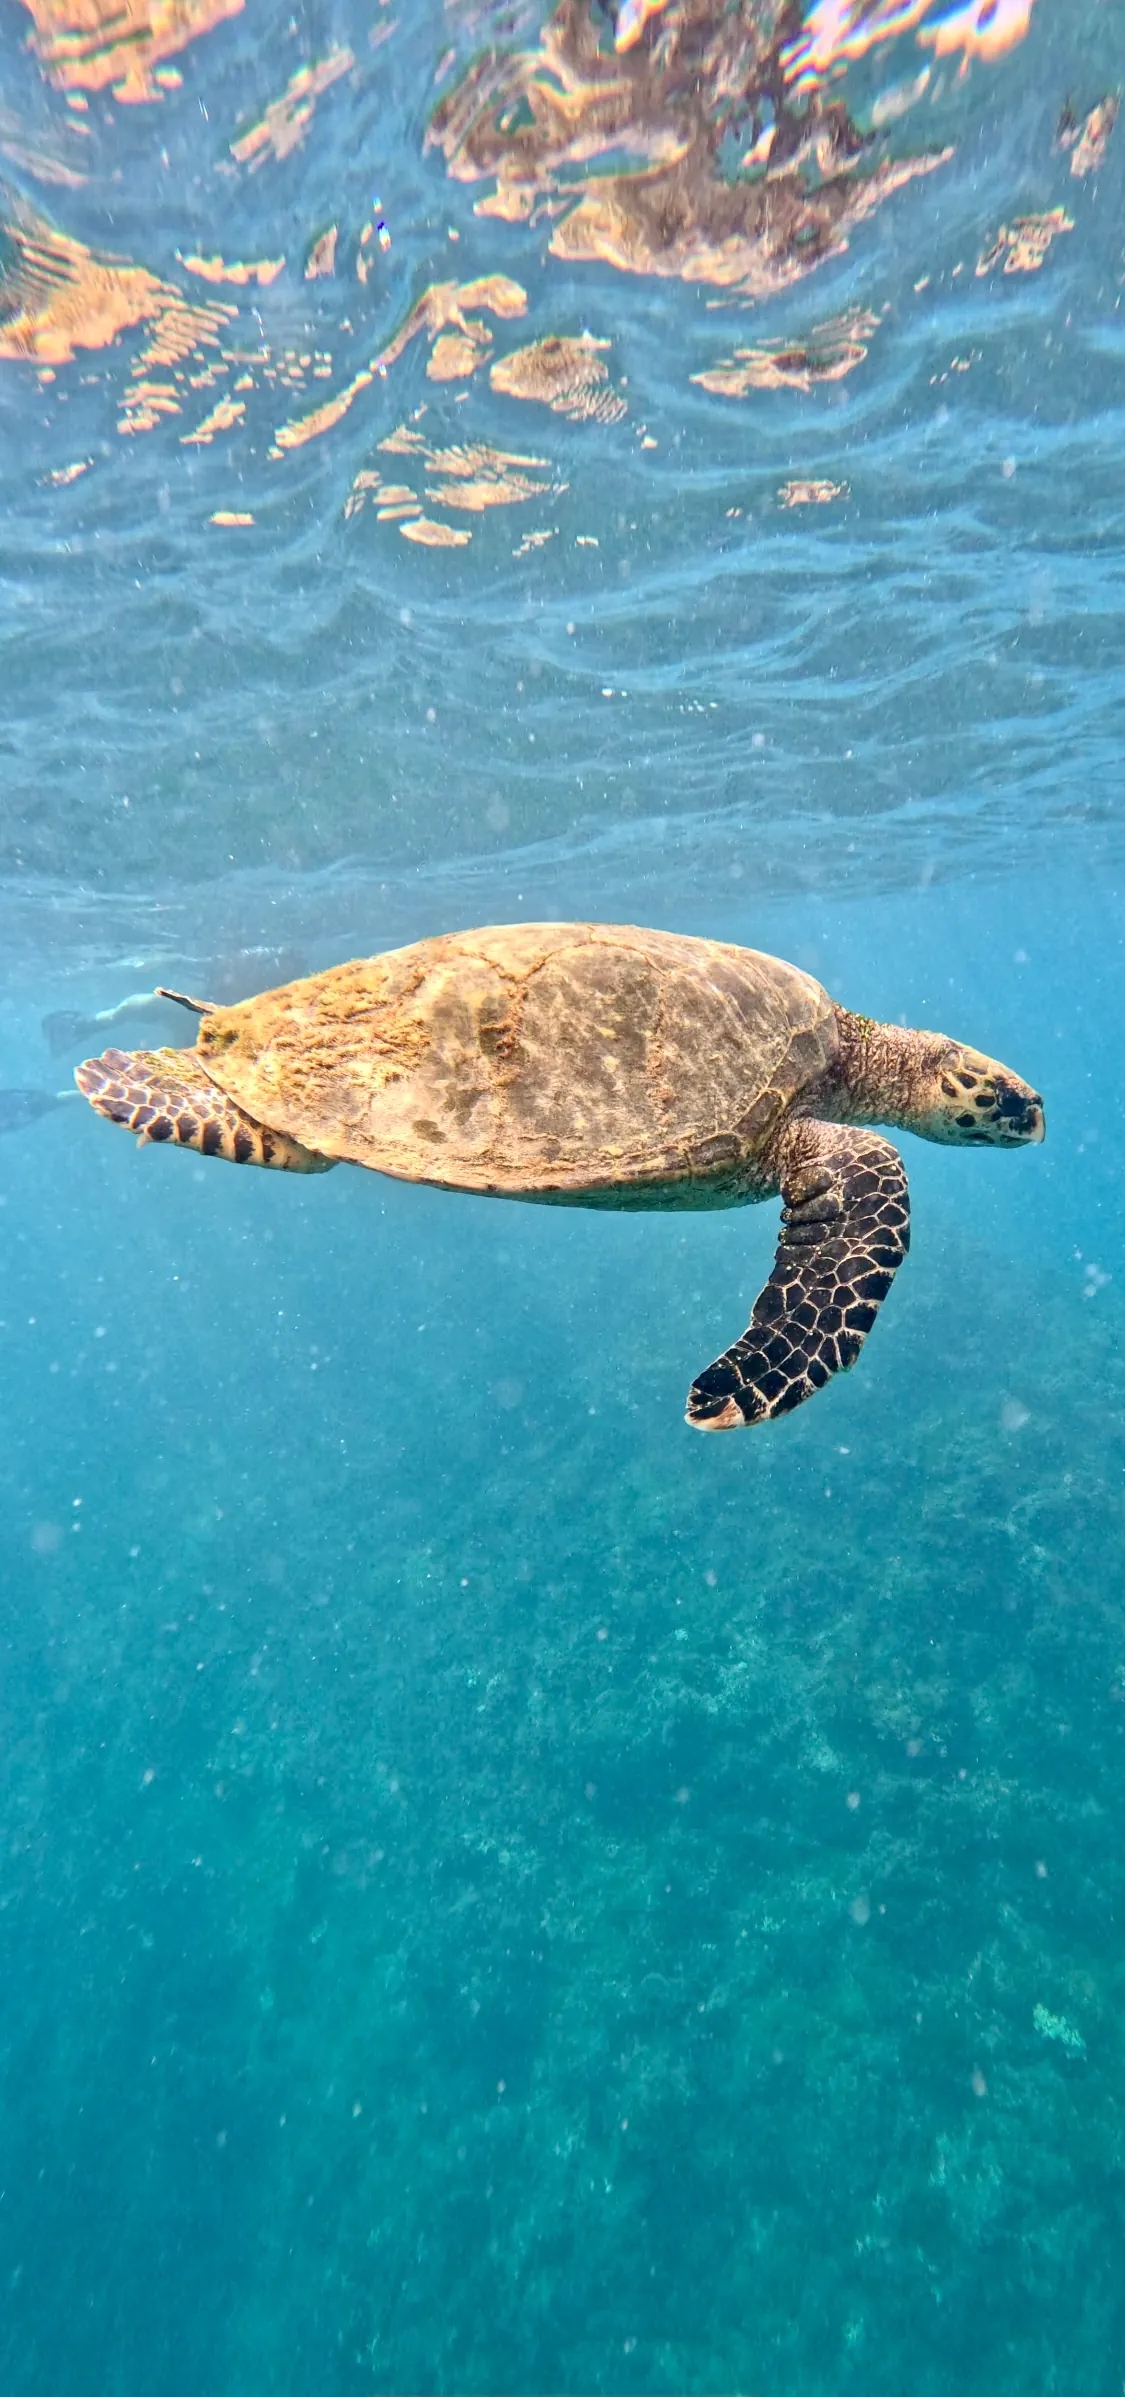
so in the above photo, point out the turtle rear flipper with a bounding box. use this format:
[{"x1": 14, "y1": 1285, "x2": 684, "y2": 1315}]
[
  {"x1": 687, "y1": 1121, "x2": 910, "y2": 1428},
  {"x1": 155, "y1": 987, "x2": 215, "y2": 1017},
  {"x1": 42, "y1": 1009, "x2": 92, "y2": 1057},
  {"x1": 0, "y1": 1088, "x2": 66, "y2": 1135},
  {"x1": 75, "y1": 1047, "x2": 333, "y2": 1174}
]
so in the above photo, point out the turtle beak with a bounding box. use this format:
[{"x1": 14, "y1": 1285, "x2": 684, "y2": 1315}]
[
  {"x1": 993, "y1": 1075, "x2": 1044, "y2": 1144},
  {"x1": 1011, "y1": 1091, "x2": 1045, "y2": 1143}
]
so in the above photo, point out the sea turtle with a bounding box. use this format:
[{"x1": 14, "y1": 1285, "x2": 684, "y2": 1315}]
[{"x1": 74, "y1": 923, "x2": 1044, "y2": 1429}]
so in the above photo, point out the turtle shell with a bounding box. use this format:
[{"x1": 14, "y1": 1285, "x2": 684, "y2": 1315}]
[{"x1": 195, "y1": 923, "x2": 837, "y2": 1204}]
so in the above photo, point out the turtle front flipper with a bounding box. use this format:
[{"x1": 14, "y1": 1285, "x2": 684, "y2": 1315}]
[
  {"x1": 687, "y1": 1121, "x2": 910, "y2": 1429},
  {"x1": 75, "y1": 1047, "x2": 334, "y2": 1174}
]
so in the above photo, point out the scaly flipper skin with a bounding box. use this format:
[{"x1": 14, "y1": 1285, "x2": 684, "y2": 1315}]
[
  {"x1": 75, "y1": 1048, "x2": 333, "y2": 1174},
  {"x1": 687, "y1": 1119, "x2": 910, "y2": 1429}
]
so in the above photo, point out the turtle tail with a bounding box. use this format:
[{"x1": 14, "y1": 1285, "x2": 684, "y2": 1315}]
[{"x1": 74, "y1": 1047, "x2": 334, "y2": 1174}]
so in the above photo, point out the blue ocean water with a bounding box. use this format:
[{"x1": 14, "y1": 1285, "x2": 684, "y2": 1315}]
[{"x1": 3, "y1": 3, "x2": 1125, "y2": 2391}]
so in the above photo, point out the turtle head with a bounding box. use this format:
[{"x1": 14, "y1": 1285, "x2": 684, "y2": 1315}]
[{"x1": 909, "y1": 1037, "x2": 1045, "y2": 1149}]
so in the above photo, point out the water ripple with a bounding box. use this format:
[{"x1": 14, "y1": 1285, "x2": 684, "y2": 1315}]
[{"x1": 1, "y1": 0, "x2": 1120, "y2": 929}]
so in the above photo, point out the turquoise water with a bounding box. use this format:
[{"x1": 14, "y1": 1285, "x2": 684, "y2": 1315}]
[{"x1": 4, "y1": 3, "x2": 1125, "y2": 2390}]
